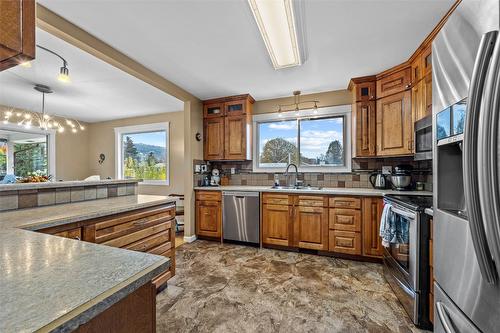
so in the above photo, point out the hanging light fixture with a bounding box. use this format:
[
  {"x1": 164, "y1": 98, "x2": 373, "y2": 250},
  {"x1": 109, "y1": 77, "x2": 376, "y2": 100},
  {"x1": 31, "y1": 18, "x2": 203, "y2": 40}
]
[
  {"x1": 21, "y1": 45, "x2": 71, "y2": 83},
  {"x1": 2, "y1": 84, "x2": 84, "y2": 134},
  {"x1": 276, "y1": 91, "x2": 320, "y2": 116}
]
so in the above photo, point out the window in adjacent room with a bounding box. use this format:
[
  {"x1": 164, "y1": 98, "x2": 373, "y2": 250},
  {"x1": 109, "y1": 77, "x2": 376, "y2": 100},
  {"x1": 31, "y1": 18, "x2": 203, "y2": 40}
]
[
  {"x1": 253, "y1": 105, "x2": 351, "y2": 172},
  {"x1": 114, "y1": 123, "x2": 169, "y2": 185}
]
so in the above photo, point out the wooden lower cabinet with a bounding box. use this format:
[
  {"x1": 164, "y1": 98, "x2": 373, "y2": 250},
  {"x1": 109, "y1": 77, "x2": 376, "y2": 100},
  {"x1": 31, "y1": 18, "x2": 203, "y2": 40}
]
[
  {"x1": 262, "y1": 203, "x2": 292, "y2": 247},
  {"x1": 362, "y1": 197, "x2": 384, "y2": 257},
  {"x1": 195, "y1": 191, "x2": 222, "y2": 239},
  {"x1": 75, "y1": 282, "x2": 156, "y2": 333},
  {"x1": 38, "y1": 204, "x2": 176, "y2": 289},
  {"x1": 293, "y1": 205, "x2": 328, "y2": 250},
  {"x1": 329, "y1": 230, "x2": 362, "y2": 255}
]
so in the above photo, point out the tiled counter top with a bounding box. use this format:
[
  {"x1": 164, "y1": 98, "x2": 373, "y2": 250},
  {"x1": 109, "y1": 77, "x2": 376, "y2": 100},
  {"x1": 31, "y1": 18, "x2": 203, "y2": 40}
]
[
  {"x1": 194, "y1": 185, "x2": 432, "y2": 197},
  {"x1": 0, "y1": 178, "x2": 140, "y2": 191},
  {"x1": 0, "y1": 195, "x2": 175, "y2": 332}
]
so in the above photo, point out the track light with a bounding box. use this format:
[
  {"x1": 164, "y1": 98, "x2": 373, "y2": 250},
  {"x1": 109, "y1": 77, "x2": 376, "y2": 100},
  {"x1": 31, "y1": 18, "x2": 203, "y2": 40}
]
[{"x1": 58, "y1": 66, "x2": 70, "y2": 83}]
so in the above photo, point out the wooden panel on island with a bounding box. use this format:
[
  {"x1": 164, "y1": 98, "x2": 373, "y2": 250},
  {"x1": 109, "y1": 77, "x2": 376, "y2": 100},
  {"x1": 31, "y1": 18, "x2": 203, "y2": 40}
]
[{"x1": 37, "y1": 203, "x2": 176, "y2": 289}]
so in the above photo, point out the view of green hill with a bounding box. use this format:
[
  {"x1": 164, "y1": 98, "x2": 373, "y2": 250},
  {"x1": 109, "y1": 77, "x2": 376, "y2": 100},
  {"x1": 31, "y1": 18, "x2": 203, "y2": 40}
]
[{"x1": 134, "y1": 143, "x2": 166, "y2": 162}]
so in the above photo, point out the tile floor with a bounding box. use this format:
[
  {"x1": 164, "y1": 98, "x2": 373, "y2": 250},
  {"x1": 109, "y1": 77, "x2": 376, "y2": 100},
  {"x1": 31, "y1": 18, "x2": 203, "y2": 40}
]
[{"x1": 157, "y1": 240, "x2": 423, "y2": 333}]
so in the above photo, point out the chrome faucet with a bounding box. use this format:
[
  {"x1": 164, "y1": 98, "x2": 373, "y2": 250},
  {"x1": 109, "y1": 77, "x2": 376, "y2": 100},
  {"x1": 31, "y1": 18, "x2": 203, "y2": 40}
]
[{"x1": 284, "y1": 163, "x2": 299, "y2": 188}]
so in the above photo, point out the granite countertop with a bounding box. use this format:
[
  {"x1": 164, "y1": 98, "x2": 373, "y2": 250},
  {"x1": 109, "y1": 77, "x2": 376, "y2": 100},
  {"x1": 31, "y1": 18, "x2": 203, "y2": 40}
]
[
  {"x1": 0, "y1": 178, "x2": 140, "y2": 191},
  {"x1": 194, "y1": 185, "x2": 433, "y2": 197},
  {"x1": 0, "y1": 194, "x2": 176, "y2": 332}
]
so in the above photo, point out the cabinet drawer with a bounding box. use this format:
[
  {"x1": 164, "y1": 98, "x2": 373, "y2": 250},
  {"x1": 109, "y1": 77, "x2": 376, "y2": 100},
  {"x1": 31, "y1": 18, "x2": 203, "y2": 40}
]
[
  {"x1": 95, "y1": 207, "x2": 175, "y2": 243},
  {"x1": 195, "y1": 191, "x2": 221, "y2": 201},
  {"x1": 329, "y1": 197, "x2": 361, "y2": 209},
  {"x1": 297, "y1": 195, "x2": 328, "y2": 207},
  {"x1": 102, "y1": 220, "x2": 172, "y2": 248},
  {"x1": 329, "y1": 208, "x2": 361, "y2": 232},
  {"x1": 329, "y1": 230, "x2": 361, "y2": 255},
  {"x1": 262, "y1": 193, "x2": 291, "y2": 205},
  {"x1": 53, "y1": 227, "x2": 82, "y2": 240},
  {"x1": 376, "y1": 68, "x2": 411, "y2": 98},
  {"x1": 125, "y1": 230, "x2": 171, "y2": 253}
]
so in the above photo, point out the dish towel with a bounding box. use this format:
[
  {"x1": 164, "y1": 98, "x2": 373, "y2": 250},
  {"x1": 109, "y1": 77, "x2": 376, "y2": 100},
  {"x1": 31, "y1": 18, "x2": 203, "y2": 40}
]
[{"x1": 379, "y1": 203, "x2": 410, "y2": 248}]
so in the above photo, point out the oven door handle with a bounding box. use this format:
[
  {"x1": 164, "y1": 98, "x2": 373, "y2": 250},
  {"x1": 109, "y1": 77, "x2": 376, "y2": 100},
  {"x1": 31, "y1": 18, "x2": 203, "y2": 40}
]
[{"x1": 390, "y1": 206, "x2": 416, "y2": 220}]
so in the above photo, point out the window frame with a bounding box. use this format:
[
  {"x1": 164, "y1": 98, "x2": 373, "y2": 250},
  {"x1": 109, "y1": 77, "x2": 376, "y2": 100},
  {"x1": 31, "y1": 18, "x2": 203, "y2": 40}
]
[
  {"x1": 114, "y1": 122, "x2": 170, "y2": 186},
  {"x1": 252, "y1": 105, "x2": 351, "y2": 173}
]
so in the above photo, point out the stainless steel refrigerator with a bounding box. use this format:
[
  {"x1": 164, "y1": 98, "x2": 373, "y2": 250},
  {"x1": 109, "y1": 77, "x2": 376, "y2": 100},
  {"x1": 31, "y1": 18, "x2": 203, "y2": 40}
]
[{"x1": 433, "y1": 0, "x2": 500, "y2": 332}]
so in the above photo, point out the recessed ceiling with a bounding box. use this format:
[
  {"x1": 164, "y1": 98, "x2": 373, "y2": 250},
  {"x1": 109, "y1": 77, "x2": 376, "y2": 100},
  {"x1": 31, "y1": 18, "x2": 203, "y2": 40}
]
[
  {"x1": 0, "y1": 29, "x2": 183, "y2": 123},
  {"x1": 38, "y1": 0, "x2": 455, "y2": 101}
]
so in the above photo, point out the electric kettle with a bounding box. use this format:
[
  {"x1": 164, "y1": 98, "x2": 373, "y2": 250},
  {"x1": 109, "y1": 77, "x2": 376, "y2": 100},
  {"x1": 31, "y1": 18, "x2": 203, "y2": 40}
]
[{"x1": 369, "y1": 172, "x2": 387, "y2": 189}]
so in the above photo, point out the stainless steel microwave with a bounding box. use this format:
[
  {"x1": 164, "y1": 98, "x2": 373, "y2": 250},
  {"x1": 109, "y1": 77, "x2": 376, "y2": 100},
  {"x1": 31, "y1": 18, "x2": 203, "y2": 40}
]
[{"x1": 414, "y1": 116, "x2": 432, "y2": 161}]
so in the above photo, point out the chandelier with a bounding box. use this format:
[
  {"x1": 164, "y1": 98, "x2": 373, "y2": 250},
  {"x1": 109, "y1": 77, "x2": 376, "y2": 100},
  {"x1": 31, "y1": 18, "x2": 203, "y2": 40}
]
[
  {"x1": 2, "y1": 84, "x2": 85, "y2": 133},
  {"x1": 277, "y1": 90, "x2": 319, "y2": 116}
]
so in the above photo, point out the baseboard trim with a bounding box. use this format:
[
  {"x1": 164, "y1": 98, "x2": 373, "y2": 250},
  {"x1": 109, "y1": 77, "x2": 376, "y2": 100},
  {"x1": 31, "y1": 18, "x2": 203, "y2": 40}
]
[{"x1": 183, "y1": 235, "x2": 197, "y2": 243}]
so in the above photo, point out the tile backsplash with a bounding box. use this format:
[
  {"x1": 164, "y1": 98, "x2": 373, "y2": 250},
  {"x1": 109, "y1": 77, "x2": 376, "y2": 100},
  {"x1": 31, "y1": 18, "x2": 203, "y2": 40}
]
[{"x1": 194, "y1": 157, "x2": 433, "y2": 191}]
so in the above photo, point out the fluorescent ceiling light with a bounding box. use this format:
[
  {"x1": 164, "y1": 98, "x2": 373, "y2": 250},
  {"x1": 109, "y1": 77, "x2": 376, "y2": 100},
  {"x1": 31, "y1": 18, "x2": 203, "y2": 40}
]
[{"x1": 248, "y1": 0, "x2": 301, "y2": 70}]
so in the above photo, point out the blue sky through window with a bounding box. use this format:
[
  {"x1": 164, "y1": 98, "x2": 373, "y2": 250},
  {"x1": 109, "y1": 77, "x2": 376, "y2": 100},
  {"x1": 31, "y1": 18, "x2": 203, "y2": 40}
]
[{"x1": 125, "y1": 131, "x2": 166, "y2": 147}]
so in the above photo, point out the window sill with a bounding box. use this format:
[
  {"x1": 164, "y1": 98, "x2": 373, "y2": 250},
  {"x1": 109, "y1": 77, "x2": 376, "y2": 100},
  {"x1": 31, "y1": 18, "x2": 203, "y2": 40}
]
[
  {"x1": 252, "y1": 166, "x2": 351, "y2": 173},
  {"x1": 138, "y1": 181, "x2": 170, "y2": 186}
]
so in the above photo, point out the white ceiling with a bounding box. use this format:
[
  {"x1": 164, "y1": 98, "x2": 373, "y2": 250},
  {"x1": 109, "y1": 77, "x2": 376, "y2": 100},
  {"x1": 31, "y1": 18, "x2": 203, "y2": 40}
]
[
  {"x1": 38, "y1": 0, "x2": 455, "y2": 101},
  {"x1": 0, "y1": 29, "x2": 183, "y2": 123}
]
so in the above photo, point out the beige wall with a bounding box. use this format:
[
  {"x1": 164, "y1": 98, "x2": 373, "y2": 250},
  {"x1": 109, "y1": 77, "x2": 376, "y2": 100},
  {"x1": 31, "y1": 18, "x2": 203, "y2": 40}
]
[
  {"x1": 87, "y1": 111, "x2": 185, "y2": 196},
  {"x1": 253, "y1": 89, "x2": 352, "y2": 114}
]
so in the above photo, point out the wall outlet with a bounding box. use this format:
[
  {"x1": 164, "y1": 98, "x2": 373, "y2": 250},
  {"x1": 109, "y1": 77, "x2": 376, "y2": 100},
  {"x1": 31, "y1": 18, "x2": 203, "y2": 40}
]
[
  {"x1": 231, "y1": 168, "x2": 236, "y2": 175},
  {"x1": 382, "y1": 166, "x2": 392, "y2": 175}
]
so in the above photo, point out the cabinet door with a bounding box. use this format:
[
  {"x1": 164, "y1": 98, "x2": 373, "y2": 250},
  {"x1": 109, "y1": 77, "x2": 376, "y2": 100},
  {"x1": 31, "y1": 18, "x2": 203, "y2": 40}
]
[
  {"x1": 294, "y1": 206, "x2": 328, "y2": 250},
  {"x1": 204, "y1": 117, "x2": 224, "y2": 160},
  {"x1": 196, "y1": 200, "x2": 221, "y2": 238},
  {"x1": 224, "y1": 99, "x2": 247, "y2": 116},
  {"x1": 376, "y1": 68, "x2": 411, "y2": 99},
  {"x1": 203, "y1": 102, "x2": 224, "y2": 118},
  {"x1": 224, "y1": 115, "x2": 247, "y2": 160},
  {"x1": 376, "y1": 90, "x2": 413, "y2": 156},
  {"x1": 412, "y1": 80, "x2": 425, "y2": 122},
  {"x1": 423, "y1": 73, "x2": 432, "y2": 118},
  {"x1": 411, "y1": 54, "x2": 422, "y2": 84},
  {"x1": 353, "y1": 101, "x2": 376, "y2": 157},
  {"x1": 262, "y1": 204, "x2": 292, "y2": 247},
  {"x1": 362, "y1": 197, "x2": 384, "y2": 257},
  {"x1": 0, "y1": 0, "x2": 35, "y2": 71},
  {"x1": 421, "y1": 45, "x2": 432, "y2": 77},
  {"x1": 355, "y1": 81, "x2": 376, "y2": 102}
]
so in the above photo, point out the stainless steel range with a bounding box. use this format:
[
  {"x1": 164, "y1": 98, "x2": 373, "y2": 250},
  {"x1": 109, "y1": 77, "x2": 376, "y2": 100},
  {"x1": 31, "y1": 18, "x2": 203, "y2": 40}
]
[{"x1": 382, "y1": 194, "x2": 433, "y2": 329}]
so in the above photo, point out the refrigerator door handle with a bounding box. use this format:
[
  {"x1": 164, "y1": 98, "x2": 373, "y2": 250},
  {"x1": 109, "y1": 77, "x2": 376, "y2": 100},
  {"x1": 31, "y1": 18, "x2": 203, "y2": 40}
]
[
  {"x1": 463, "y1": 30, "x2": 498, "y2": 284},
  {"x1": 479, "y1": 33, "x2": 500, "y2": 278},
  {"x1": 436, "y1": 302, "x2": 456, "y2": 333}
]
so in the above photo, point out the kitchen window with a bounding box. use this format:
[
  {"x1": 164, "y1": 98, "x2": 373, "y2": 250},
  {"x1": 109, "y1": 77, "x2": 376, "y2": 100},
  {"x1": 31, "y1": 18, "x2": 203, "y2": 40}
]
[
  {"x1": 253, "y1": 105, "x2": 351, "y2": 172},
  {"x1": 114, "y1": 122, "x2": 169, "y2": 185}
]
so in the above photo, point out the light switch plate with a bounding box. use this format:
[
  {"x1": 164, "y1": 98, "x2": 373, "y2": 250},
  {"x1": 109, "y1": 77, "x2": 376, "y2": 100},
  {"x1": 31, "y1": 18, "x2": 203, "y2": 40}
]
[
  {"x1": 195, "y1": 165, "x2": 201, "y2": 173},
  {"x1": 201, "y1": 165, "x2": 208, "y2": 173},
  {"x1": 231, "y1": 168, "x2": 236, "y2": 175},
  {"x1": 382, "y1": 166, "x2": 392, "y2": 175}
]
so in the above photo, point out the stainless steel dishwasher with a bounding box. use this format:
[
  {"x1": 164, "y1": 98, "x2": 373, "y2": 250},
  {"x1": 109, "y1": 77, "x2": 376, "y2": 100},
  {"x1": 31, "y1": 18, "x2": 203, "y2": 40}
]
[{"x1": 222, "y1": 191, "x2": 260, "y2": 245}]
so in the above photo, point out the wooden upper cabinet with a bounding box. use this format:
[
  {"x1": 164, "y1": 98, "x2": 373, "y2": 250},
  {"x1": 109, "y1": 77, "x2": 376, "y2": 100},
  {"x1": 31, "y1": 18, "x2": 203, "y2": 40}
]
[
  {"x1": 376, "y1": 68, "x2": 411, "y2": 99},
  {"x1": 262, "y1": 203, "x2": 292, "y2": 247},
  {"x1": 203, "y1": 94, "x2": 254, "y2": 161},
  {"x1": 203, "y1": 102, "x2": 224, "y2": 118},
  {"x1": 352, "y1": 101, "x2": 376, "y2": 157},
  {"x1": 423, "y1": 73, "x2": 432, "y2": 118},
  {"x1": 362, "y1": 197, "x2": 384, "y2": 257},
  {"x1": 421, "y1": 45, "x2": 432, "y2": 77},
  {"x1": 411, "y1": 55, "x2": 422, "y2": 85},
  {"x1": 376, "y1": 90, "x2": 413, "y2": 156},
  {"x1": 0, "y1": 0, "x2": 35, "y2": 71},
  {"x1": 293, "y1": 205, "x2": 328, "y2": 251},
  {"x1": 204, "y1": 117, "x2": 224, "y2": 160},
  {"x1": 355, "y1": 81, "x2": 376, "y2": 102},
  {"x1": 224, "y1": 115, "x2": 249, "y2": 160},
  {"x1": 412, "y1": 80, "x2": 425, "y2": 122}
]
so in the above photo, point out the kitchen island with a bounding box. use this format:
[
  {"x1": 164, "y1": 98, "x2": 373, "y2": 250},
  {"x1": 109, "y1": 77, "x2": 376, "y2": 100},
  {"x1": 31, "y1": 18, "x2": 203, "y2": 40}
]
[{"x1": 0, "y1": 194, "x2": 176, "y2": 332}]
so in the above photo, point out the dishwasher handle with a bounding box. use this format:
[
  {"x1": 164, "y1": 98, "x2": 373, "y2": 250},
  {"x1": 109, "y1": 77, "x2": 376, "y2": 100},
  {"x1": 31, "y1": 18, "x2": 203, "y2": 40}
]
[{"x1": 222, "y1": 191, "x2": 259, "y2": 197}]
